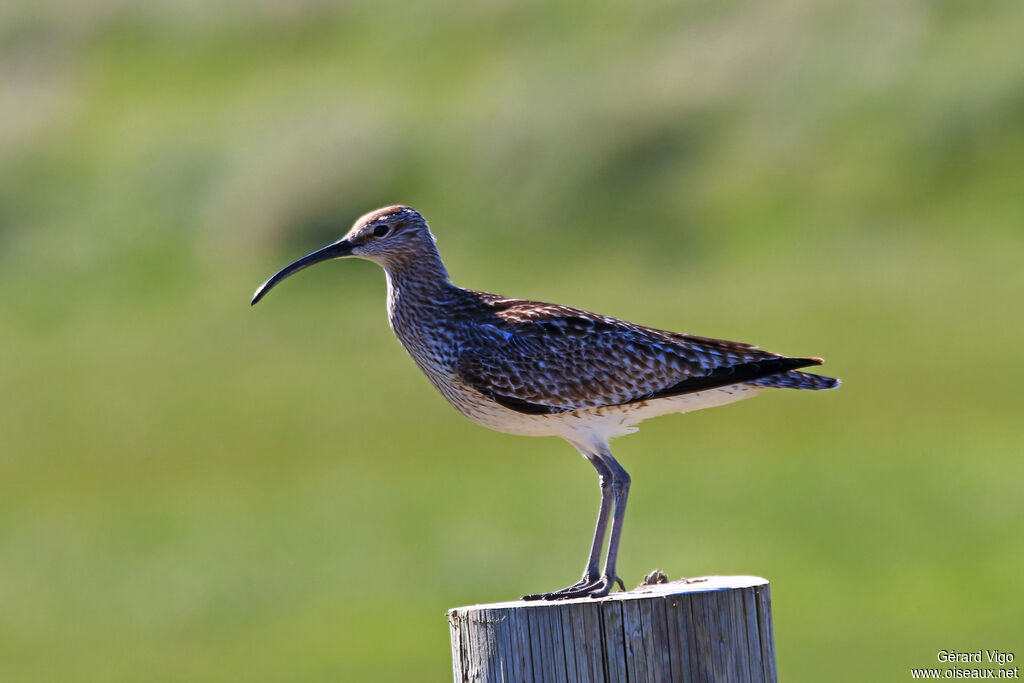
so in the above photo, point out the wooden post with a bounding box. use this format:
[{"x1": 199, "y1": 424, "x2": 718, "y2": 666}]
[{"x1": 448, "y1": 575, "x2": 777, "y2": 683}]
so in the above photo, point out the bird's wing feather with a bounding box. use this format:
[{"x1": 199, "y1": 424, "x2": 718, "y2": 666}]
[{"x1": 455, "y1": 297, "x2": 817, "y2": 413}]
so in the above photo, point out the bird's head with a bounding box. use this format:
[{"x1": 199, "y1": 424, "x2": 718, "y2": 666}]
[{"x1": 251, "y1": 205, "x2": 437, "y2": 305}]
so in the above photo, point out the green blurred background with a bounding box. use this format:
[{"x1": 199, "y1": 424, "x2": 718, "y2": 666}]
[{"x1": 2, "y1": 0, "x2": 1022, "y2": 680}]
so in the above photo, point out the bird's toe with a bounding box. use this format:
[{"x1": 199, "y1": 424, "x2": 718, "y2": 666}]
[{"x1": 522, "y1": 574, "x2": 623, "y2": 601}]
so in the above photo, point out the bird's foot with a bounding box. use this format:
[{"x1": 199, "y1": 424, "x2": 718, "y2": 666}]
[{"x1": 522, "y1": 574, "x2": 625, "y2": 601}]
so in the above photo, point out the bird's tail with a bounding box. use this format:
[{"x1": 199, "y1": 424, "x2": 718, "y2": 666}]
[{"x1": 751, "y1": 370, "x2": 840, "y2": 390}]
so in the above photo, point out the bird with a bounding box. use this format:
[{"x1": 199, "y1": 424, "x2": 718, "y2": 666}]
[{"x1": 251, "y1": 205, "x2": 839, "y2": 600}]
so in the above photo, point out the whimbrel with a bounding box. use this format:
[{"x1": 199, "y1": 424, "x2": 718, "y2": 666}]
[{"x1": 251, "y1": 206, "x2": 839, "y2": 600}]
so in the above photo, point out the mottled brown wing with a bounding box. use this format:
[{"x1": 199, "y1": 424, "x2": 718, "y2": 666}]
[{"x1": 455, "y1": 299, "x2": 806, "y2": 414}]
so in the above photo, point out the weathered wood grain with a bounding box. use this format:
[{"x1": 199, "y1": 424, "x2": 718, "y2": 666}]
[{"x1": 448, "y1": 576, "x2": 777, "y2": 683}]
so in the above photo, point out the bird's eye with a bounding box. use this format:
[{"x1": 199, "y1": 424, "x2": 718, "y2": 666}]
[{"x1": 373, "y1": 225, "x2": 390, "y2": 238}]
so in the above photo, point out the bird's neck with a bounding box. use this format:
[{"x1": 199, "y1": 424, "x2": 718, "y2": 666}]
[{"x1": 384, "y1": 248, "x2": 454, "y2": 329}]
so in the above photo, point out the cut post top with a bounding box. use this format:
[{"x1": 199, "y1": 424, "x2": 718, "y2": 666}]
[{"x1": 448, "y1": 575, "x2": 769, "y2": 614}]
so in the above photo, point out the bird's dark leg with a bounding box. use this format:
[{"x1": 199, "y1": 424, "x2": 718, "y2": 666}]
[
  {"x1": 577, "y1": 454, "x2": 614, "y2": 580},
  {"x1": 546, "y1": 449, "x2": 629, "y2": 600},
  {"x1": 528, "y1": 448, "x2": 630, "y2": 598},
  {"x1": 523, "y1": 453, "x2": 613, "y2": 600},
  {"x1": 591, "y1": 451, "x2": 630, "y2": 598}
]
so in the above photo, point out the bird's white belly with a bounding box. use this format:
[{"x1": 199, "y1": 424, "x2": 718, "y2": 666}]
[{"x1": 434, "y1": 376, "x2": 766, "y2": 445}]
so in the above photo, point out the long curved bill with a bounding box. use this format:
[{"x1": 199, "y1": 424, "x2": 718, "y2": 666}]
[{"x1": 251, "y1": 239, "x2": 352, "y2": 305}]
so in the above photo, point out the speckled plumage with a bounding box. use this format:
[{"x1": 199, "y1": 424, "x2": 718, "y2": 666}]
[{"x1": 252, "y1": 205, "x2": 839, "y2": 600}]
